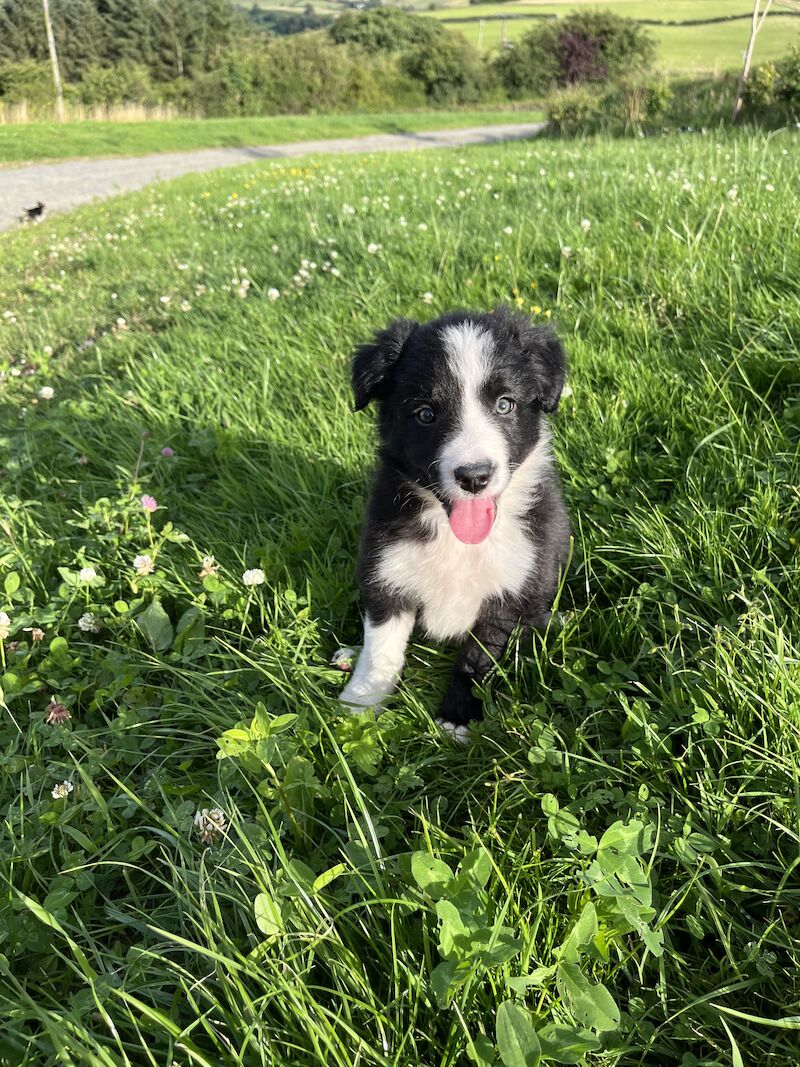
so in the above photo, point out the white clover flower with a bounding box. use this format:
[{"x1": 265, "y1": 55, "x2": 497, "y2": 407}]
[
  {"x1": 580, "y1": 218, "x2": 591, "y2": 233},
  {"x1": 133, "y1": 554, "x2": 154, "y2": 576},
  {"x1": 0, "y1": 610, "x2": 11, "y2": 640},
  {"x1": 764, "y1": 183, "x2": 775, "y2": 192},
  {"x1": 194, "y1": 807, "x2": 227, "y2": 845},
  {"x1": 561, "y1": 246, "x2": 573, "y2": 259},
  {"x1": 726, "y1": 187, "x2": 738, "y2": 201},
  {"x1": 51, "y1": 780, "x2": 74, "y2": 800},
  {"x1": 418, "y1": 223, "x2": 428, "y2": 232},
  {"x1": 421, "y1": 292, "x2": 434, "y2": 305},
  {"x1": 267, "y1": 288, "x2": 280, "y2": 301},
  {"x1": 366, "y1": 243, "x2": 382, "y2": 255},
  {"x1": 78, "y1": 612, "x2": 100, "y2": 633},
  {"x1": 78, "y1": 566, "x2": 97, "y2": 582},
  {"x1": 38, "y1": 386, "x2": 54, "y2": 400},
  {"x1": 242, "y1": 568, "x2": 265, "y2": 588},
  {"x1": 502, "y1": 226, "x2": 513, "y2": 235}
]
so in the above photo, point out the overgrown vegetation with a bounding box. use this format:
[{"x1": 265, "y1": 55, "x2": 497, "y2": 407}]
[
  {"x1": 494, "y1": 11, "x2": 655, "y2": 99},
  {"x1": 1, "y1": 130, "x2": 799, "y2": 1064}
]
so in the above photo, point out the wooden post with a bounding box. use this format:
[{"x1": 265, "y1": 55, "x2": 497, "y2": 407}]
[
  {"x1": 477, "y1": 18, "x2": 484, "y2": 50},
  {"x1": 42, "y1": 0, "x2": 64, "y2": 122},
  {"x1": 732, "y1": 0, "x2": 774, "y2": 123}
]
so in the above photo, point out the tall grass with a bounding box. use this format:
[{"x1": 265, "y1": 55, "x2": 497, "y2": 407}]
[{"x1": 0, "y1": 130, "x2": 799, "y2": 1065}]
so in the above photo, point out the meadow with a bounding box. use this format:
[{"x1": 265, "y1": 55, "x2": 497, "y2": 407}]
[
  {"x1": 1, "y1": 130, "x2": 799, "y2": 1065},
  {"x1": 0, "y1": 109, "x2": 545, "y2": 164}
]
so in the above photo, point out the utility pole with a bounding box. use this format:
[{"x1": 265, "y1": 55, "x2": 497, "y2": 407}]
[
  {"x1": 42, "y1": 0, "x2": 65, "y2": 122},
  {"x1": 477, "y1": 18, "x2": 484, "y2": 50},
  {"x1": 732, "y1": 0, "x2": 774, "y2": 123}
]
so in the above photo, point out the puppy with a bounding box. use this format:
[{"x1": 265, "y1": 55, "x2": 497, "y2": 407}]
[
  {"x1": 340, "y1": 306, "x2": 570, "y2": 737},
  {"x1": 21, "y1": 202, "x2": 47, "y2": 224}
]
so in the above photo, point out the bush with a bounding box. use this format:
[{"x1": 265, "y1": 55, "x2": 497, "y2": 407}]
[
  {"x1": 77, "y1": 62, "x2": 154, "y2": 107},
  {"x1": 747, "y1": 47, "x2": 800, "y2": 114},
  {"x1": 0, "y1": 60, "x2": 54, "y2": 107},
  {"x1": 546, "y1": 84, "x2": 605, "y2": 134},
  {"x1": 191, "y1": 38, "x2": 424, "y2": 117},
  {"x1": 495, "y1": 10, "x2": 654, "y2": 99},
  {"x1": 609, "y1": 74, "x2": 672, "y2": 127},
  {"x1": 401, "y1": 34, "x2": 492, "y2": 105},
  {"x1": 329, "y1": 8, "x2": 448, "y2": 53}
]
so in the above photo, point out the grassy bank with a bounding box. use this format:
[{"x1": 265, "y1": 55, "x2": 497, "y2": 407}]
[
  {"x1": 0, "y1": 130, "x2": 799, "y2": 1064},
  {"x1": 0, "y1": 107, "x2": 545, "y2": 164}
]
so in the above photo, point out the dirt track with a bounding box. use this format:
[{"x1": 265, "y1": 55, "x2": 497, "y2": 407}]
[{"x1": 0, "y1": 121, "x2": 546, "y2": 233}]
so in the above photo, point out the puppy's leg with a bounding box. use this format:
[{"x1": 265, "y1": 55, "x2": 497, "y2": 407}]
[
  {"x1": 437, "y1": 604, "x2": 520, "y2": 737},
  {"x1": 340, "y1": 608, "x2": 415, "y2": 710}
]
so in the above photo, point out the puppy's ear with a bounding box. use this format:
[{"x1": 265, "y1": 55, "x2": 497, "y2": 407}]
[
  {"x1": 496, "y1": 307, "x2": 566, "y2": 413},
  {"x1": 352, "y1": 318, "x2": 417, "y2": 411}
]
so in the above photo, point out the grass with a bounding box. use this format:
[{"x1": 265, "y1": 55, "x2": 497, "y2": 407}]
[
  {"x1": 0, "y1": 108, "x2": 545, "y2": 164},
  {"x1": 1, "y1": 129, "x2": 799, "y2": 1065}
]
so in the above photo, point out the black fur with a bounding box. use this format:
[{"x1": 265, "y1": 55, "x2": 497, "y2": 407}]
[{"x1": 350, "y1": 306, "x2": 571, "y2": 728}]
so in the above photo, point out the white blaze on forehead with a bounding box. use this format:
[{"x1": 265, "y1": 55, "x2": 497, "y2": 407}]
[{"x1": 439, "y1": 321, "x2": 509, "y2": 492}]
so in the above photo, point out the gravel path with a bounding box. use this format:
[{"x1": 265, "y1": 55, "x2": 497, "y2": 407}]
[{"x1": 0, "y1": 122, "x2": 545, "y2": 233}]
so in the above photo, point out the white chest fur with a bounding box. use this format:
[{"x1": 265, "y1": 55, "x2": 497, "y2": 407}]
[{"x1": 375, "y1": 497, "x2": 535, "y2": 641}]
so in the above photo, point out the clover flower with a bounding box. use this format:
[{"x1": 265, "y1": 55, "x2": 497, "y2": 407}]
[
  {"x1": 38, "y1": 386, "x2": 54, "y2": 400},
  {"x1": 78, "y1": 612, "x2": 100, "y2": 633},
  {"x1": 267, "y1": 288, "x2": 280, "y2": 301},
  {"x1": 51, "y1": 780, "x2": 74, "y2": 800},
  {"x1": 78, "y1": 566, "x2": 97, "y2": 582},
  {"x1": 133, "y1": 554, "x2": 154, "y2": 576},
  {"x1": 580, "y1": 218, "x2": 592, "y2": 233},
  {"x1": 194, "y1": 807, "x2": 227, "y2": 845},
  {"x1": 242, "y1": 568, "x2": 265, "y2": 588},
  {"x1": 23, "y1": 626, "x2": 45, "y2": 642},
  {"x1": 140, "y1": 495, "x2": 157, "y2": 513},
  {"x1": 46, "y1": 701, "x2": 71, "y2": 725},
  {"x1": 160, "y1": 446, "x2": 174, "y2": 457},
  {"x1": 421, "y1": 292, "x2": 434, "y2": 305},
  {"x1": 198, "y1": 555, "x2": 219, "y2": 579},
  {"x1": 0, "y1": 611, "x2": 11, "y2": 640}
]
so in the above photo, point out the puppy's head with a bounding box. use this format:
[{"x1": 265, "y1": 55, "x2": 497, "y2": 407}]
[{"x1": 352, "y1": 306, "x2": 566, "y2": 543}]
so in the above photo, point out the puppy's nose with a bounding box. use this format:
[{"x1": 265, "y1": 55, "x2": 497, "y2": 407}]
[{"x1": 454, "y1": 462, "x2": 494, "y2": 495}]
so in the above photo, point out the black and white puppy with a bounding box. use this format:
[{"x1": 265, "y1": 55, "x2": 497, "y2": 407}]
[{"x1": 340, "y1": 306, "x2": 570, "y2": 738}]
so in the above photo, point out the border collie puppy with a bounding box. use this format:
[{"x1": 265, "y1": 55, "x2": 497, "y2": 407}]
[
  {"x1": 340, "y1": 306, "x2": 571, "y2": 738},
  {"x1": 21, "y1": 201, "x2": 47, "y2": 224}
]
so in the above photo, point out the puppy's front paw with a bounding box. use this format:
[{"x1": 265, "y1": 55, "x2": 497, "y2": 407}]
[{"x1": 437, "y1": 674, "x2": 484, "y2": 729}]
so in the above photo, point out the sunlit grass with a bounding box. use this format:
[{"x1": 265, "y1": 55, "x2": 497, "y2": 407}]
[{"x1": 0, "y1": 130, "x2": 799, "y2": 1064}]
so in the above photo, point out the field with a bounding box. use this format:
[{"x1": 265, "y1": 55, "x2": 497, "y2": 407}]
[
  {"x1": 0, "y1": 109, "x2": 545, "y2": 165},
  {"x1": 238, "y1": 0, "x2": 800, "y2": 69},
  {"x1": 441, "y1": 11, "x2": 800, "y2": 67},
  {"x1": 1, "y1": 130, "x2": 800, "y2": 1064}
]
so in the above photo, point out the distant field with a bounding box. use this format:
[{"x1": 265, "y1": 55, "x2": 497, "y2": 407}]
[
  {"x1": 236, "y1": 0, "x2": 800, "y2": 71},
  {"x1": 443, "y1": 10, "x2": 800, "y2": 69},
  {"x1": 0, "y1": 109, "x2": 545, "y2": 164}
]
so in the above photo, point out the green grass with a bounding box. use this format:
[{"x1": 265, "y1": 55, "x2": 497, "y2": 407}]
[
  {"x1": 0, "y1": 108, "x2": 545, "y2": 164},
  {"x1": 1, "y1": 130, "x2": 800, "y2": 1065}
]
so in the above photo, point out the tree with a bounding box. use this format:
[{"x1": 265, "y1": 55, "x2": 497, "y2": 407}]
[
  {"x1": 494, "y1": 10, "x2": 654, "y2": 99},
  {"x1": 329, "y1": 8, "x2": 448, "y2": 53},
  {"x1": 732, "y1": 0, "x2": 774, "y2": 122}
]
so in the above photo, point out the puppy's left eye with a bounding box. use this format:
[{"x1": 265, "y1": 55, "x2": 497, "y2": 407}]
[{"x1": 495, "y1": 397, "x2": 515, "y2": 415}]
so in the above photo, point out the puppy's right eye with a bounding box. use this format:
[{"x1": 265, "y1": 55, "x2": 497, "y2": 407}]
[{"x1": 415, "y1": 405, "x2": 435, "y2": 425}]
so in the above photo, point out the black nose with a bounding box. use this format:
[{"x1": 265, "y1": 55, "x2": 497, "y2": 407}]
[{"x1": 454, "y1": 462, "x2": 494, "y2": 494}]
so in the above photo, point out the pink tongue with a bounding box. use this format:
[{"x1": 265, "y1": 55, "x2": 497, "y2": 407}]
[{"x1": 448, "y1": 498, "x2": 497, "y2": 544}]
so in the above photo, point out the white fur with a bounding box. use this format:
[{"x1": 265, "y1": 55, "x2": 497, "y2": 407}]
[
  {"x1": 375, "y1": 435, "x2": 551, "y2": 641},
  {"x1": 339, "y1": 611, "x2": 415, "y2": 709},
  {"x1": 438, "y1": 322, "x2": 510, "y2": 498}
]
